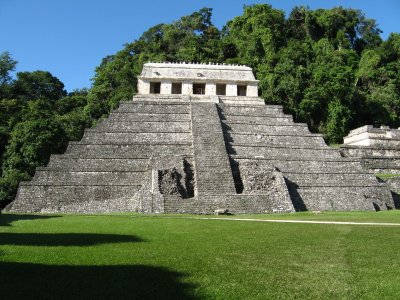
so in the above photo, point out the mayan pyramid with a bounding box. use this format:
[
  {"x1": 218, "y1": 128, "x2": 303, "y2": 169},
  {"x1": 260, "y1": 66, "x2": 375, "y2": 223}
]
[{"x1": 8, "y1": 62, "x2": 395, "y2": 213}]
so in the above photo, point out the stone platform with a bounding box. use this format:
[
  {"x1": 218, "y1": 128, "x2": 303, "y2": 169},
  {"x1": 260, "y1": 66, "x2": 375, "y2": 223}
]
[
  {"x1": 7, "y1": 95, "x2": 395, "y2": 214},
  {"x1": 341, "y1": 125, "x2": 400, "y2": 174}
]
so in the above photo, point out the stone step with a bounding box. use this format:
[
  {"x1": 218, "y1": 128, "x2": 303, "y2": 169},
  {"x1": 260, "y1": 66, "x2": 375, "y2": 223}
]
[
  {"x1": 219, "y1": 103, "x2": 284, "y2": 115},
  {"x1": 47, "y1": 157, "x2": 150, "y2": 171},
  {"x1": 65, "y1": 143, "x2": 192, "y2": 158},
  {"x1": 368, "y1": 167, "x2": 400, "y2": 174},
  {"x1": 80, "y1": 132, "x2": 191, "y2": 144},
  {"x1": 360, "y1": 157, "x2": 400, "y2": 169},
  {"x1": 295, "y1": 186, "x2": 393, "y2": 211},
  {"x1": 117, "y1": 101, "x2": 190, "y2": 114},
  {"x1": 195, "y1": 161, "x2": 232, "y2": 169},
  {"x1": 133, "y1": 95, "x2": 187, "y2": 102},
  {"x1": 219, "y1": 98, "x2": 265, "y2": 106},
  {"x1": 164, "y1": 194, "x2": 295, "y2": 214},
  {"x1": 221, "y1": 116, "x2": 294, "y2": 124},
  {"x1": 222, "y1": 115, "x2": 303, "y2": 126},
  {"x1": 192, "y1": 144, "x2": 227, "y2": 152},
  {"x1": 224, "y1": 123, "x2": 310, "y2": 135},
  {"x1": 94, "y1": 121, "x2": 191, "y2": 132},
  {"x1": 226, "y1": 133, "x2": 327, "y2": 147},
  {"x1": 109, "y1": 112, "x2": 191, "y2": 122},
  {"x1": 233, "y1": 157, "x2": 367, "y2": 174},
  {"x1": 191, "y1": 102, "x2": 236, "y2": 195},
  {"x1": 285, "y1": 172, "x2": 379, "y2": 187},
  {"x1": 32, "y1": 170, "x2": 148, "y2": 185},
  {"x1": 230, "y1": 145, "x2": 342, "y2": 159},
  {"x1": 10, "y1": 184, "x2": 143, "y2": 213},
  {"x1": 341, "y1": 146, "x2": 400, "y2": 158}
]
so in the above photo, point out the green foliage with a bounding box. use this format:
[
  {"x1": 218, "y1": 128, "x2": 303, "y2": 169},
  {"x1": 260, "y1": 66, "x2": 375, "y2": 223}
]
[
  {"x1": 223, "y1": 4, "x2": 285, "y2": 70},
  {"x1": 356, "y1": 33, "x2": 400, "y2": 128},
  {"x1": 0, "y1": 69, "x2": 88, "y2": 207},
  {"x1": 2, "y1": 106, "x2": 67, "y2": 174},
  {"x1": 12, "y1": 70, "x2": 67, "y2": 103},
  {"x1": 0, "y1": 99, "x2": 22, "y2": 160},
  {"x1": 325, "y1": 100, "x2": 352, "y2": 143},
  {"x1": 0, "y1": 52, "x2": 17, "y2": 98},
  {"x1": 56, "y1": 90, "x2": 90, "y2": 141}
]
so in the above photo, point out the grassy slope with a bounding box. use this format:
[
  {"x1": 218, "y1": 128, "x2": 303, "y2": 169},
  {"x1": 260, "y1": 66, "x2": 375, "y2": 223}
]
[{"x1": 1, "y1": 212, "x2": 400, "y2": 299}]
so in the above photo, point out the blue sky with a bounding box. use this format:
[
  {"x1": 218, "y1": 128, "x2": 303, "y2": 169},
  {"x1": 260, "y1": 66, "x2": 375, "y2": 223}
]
[{"x1": 1, "y1": 0, "x2": 399, "y2": 92}]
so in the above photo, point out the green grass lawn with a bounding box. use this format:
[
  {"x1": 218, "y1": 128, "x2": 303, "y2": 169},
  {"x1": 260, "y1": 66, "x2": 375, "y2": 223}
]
[{"x1": 1, "y1": 211, "x2": 400, "y2": 299}]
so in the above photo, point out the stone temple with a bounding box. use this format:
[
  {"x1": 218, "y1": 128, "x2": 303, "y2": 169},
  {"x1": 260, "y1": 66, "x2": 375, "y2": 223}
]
[
  {"x1": 8, "y1": 62, "x2": 395, "y2": 213},
  {"x1": 341, "y1": 125, "x2": 400, "y2": 174}
]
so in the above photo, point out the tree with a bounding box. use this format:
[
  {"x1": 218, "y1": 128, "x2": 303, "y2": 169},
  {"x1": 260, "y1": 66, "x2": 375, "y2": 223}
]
[
  {"x1": 223, "y1": 4, "x2": 286, "y2": 69},
  {"x1": 56, "y1": 90, "x2": 90, "y2": 141},
  {"x1": 0, "y1": 99, "x2": 22, "y2": 162},
  {"x1": 356, "y1": 33, "x2": 400, "y2": 128},
  {"x1": 12, "y1": 71, "x2": 67, "y2": 103},
  {"x1": 0, "y1": 51, "x2": 18, "y2": 99},
  {"x1": 0, "y1": 51, "x2": 17, "y2": 86}
]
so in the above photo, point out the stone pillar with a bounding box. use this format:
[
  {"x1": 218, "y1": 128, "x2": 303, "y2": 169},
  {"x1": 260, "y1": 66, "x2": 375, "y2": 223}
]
[
  {"x1": 247, "y1": 82, "x2": 258, "y2": 97},
  {"x1": 205, "y1": 82, "x2": 216, "y2": 95},
  {"x1": 182, "y1": 81, "x2": 193, "y2": 95},
  {"x1": 226, "y1": 82, "x2": 237, "y2": 96},
  {"x1": 161, "y1": 80, "x2": 172, "y2": 95},
  {"x1": 138, "y1": 78, "x2": 150, "y2": 95}
]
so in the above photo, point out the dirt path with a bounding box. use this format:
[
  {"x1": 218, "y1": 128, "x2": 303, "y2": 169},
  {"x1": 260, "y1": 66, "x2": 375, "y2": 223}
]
[{"x1": 185, "y1": 217, "x2": 400, "y2": 226}]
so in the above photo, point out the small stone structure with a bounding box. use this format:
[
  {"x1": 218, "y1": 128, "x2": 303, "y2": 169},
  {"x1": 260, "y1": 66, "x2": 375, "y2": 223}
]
[
  {"x1": 6, "y1": 63, "x2": 396, "y2": 214},
  {"x1": 138, "y1": 62, "x2": 259, "y2": 98},
  {"x1": 341, "y1": 125, "x2": 400, "y2": 174},
  {"x1": 343, "y1": 125, "x2": 400, "y2": 147}
]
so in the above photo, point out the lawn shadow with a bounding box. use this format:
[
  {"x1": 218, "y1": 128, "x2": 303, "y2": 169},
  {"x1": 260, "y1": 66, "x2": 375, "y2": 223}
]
[
  {"x1": 0, "y1": 262, "x2": 199, "y2": 300},
  {"x1": 0, "y1": 213, "x2": 60, "y2": 227},
  {"x1": 0, "y1": 232, "x2": 143, "y2": 246}
]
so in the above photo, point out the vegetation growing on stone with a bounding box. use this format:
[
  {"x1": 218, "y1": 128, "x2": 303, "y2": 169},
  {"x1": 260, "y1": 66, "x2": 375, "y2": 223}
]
[{"x1": 1, "y1": 4, "x2": 400, "y2": 208}]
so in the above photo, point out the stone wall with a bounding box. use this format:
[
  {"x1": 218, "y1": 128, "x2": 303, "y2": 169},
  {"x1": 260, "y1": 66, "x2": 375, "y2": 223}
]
[
  {"x1": 218, "y1": 103, "x2": 394, "y2": 211},
  {"x1": 7, "y1": 99, "x2": 193, "y2": 213}
]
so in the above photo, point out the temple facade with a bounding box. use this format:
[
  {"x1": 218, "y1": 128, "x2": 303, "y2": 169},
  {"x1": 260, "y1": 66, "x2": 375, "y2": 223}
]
[{"x1": 137, "y1": 62, "x2": 259, "y2": 97}]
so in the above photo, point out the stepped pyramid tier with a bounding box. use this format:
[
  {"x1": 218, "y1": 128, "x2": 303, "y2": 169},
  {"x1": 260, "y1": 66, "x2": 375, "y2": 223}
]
[
  {"x1": 341, "y1": 125, "x2": 400, "y2": 174},
  {"x1": 7, "y1": 63, "x2": 395, "y2": 213}
]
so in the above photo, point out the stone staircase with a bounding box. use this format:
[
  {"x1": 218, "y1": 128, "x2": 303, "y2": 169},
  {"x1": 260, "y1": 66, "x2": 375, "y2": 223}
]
[
  {"x1": 340, "y1": 145, "x2": 400, "y2": 174},
  {"x1": 190, "y1": 102, "x2": 236, "y2": 195}
]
